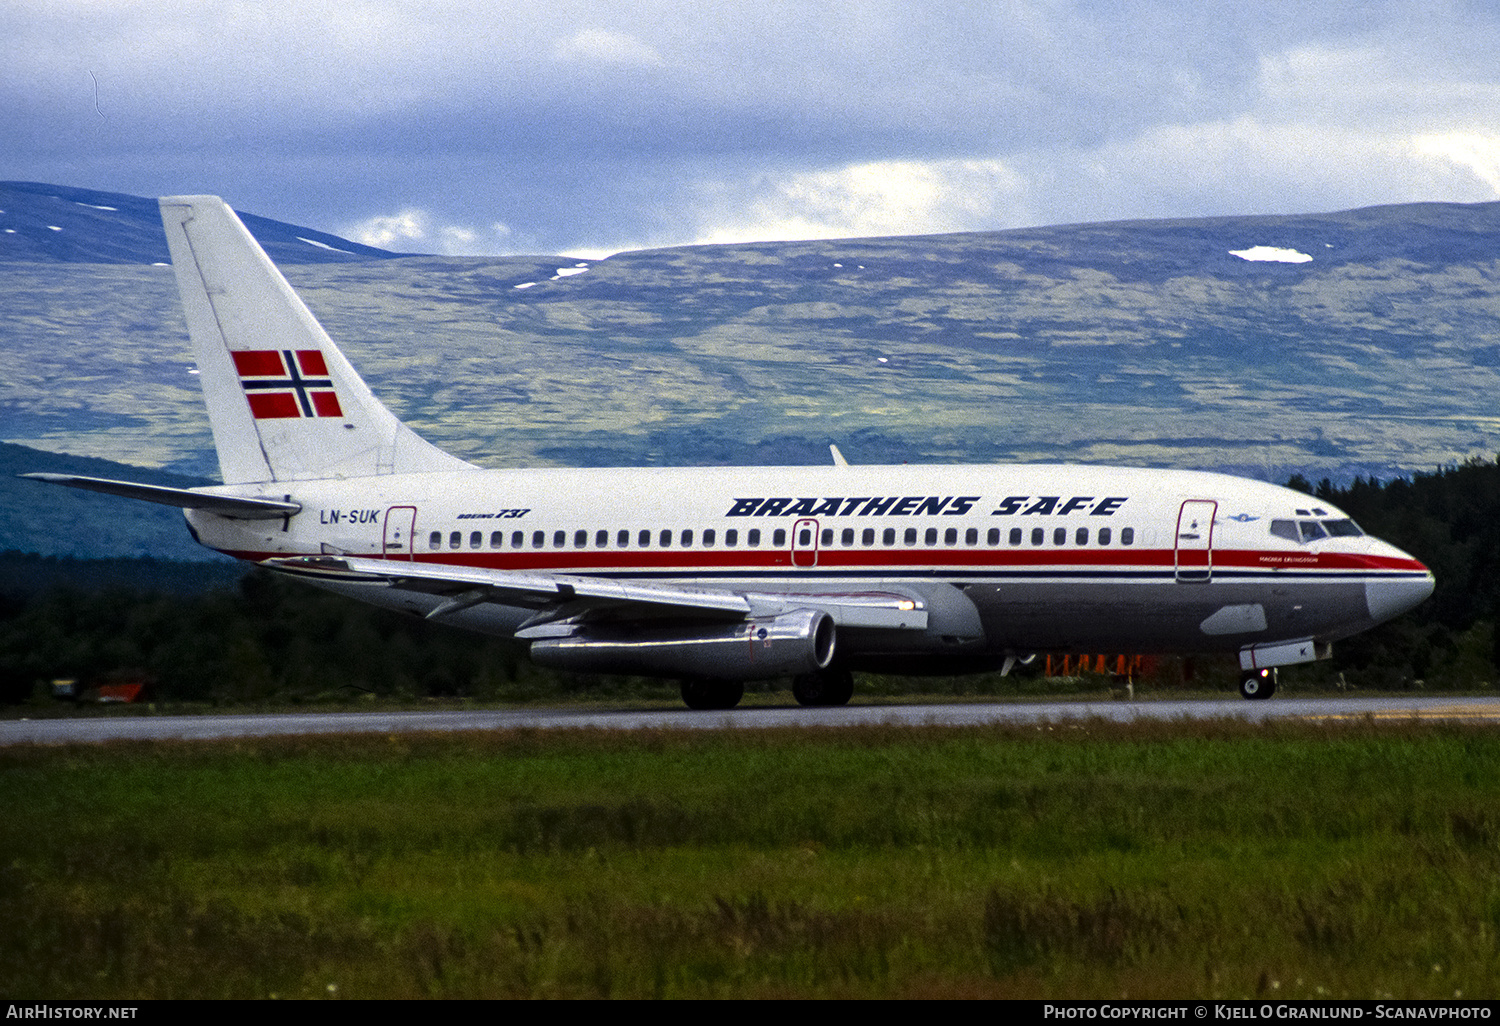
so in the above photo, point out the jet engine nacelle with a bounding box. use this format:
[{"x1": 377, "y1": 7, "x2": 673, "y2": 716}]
[{"x1": 529, "y1": 608, "x2": 836, "y2": 681}]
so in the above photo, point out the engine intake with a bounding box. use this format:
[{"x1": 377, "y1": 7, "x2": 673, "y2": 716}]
[{"x1": 530, "y1": 608, "x2": 836, "y2": 680}]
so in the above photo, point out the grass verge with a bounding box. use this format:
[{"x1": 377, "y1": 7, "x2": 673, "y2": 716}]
[{"x1": 3, "y1": 718, "x2": 1498, "y2": 998}]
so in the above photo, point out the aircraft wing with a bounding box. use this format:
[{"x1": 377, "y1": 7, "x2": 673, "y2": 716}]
[{"x1": 265, "y1": 555, "x2": 929, "y2": 631}]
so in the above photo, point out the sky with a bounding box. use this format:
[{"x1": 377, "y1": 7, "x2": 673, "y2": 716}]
[{"x1": 5, "y1": 1, "x2": 1500, "y2": 258}]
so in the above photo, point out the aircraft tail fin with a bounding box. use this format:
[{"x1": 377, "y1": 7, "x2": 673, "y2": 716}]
[{"x1": 158, "y1": 196, "x2": 475, "y2": 484}]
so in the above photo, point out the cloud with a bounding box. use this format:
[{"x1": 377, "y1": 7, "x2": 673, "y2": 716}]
[
  {"x1": 999, "y1": 35, "x2": 1500, "y2": 227},
  {"x1": 345, "y1": 208, "x2": 514, "y2": 255},
  {"x1": 7, "y1": 2, "x2": 1500, "y2": 257},
  {"x1": 551, "y1": 28, "x2": 663, "y2": 69},
  {"x1": 345, "y1": 208, "x2": 430, "y2": 250},
  {"x1": 1413, "y1": 132, "x2": 1500, "y2": 195},
  {"x1": 685, "y1": 158, "x2": 1031, "y2": 245}
]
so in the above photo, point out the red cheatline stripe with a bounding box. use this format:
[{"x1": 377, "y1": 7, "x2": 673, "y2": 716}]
[{"x1": 221, "y1": 546, "x2": 1428, "y2": 576}]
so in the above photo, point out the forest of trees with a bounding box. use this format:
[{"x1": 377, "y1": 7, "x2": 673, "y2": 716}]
[{"x1": 3, "y1": 459, "x2": 1499, "y2": 706}]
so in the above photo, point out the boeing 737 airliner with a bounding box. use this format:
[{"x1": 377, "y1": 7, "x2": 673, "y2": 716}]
[{"x1": 25, "y1": 197, "x2": 1434, "y2": 709}]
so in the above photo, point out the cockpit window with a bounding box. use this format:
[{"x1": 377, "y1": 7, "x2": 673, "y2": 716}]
[
  {"x1": 1298, "y1": 521, "x2": 1328, "y2": 542},
  {"x1": 1271, "y1": 517, "x2": 1364, "y2": 543},
  {"x1": 1270, "y1": 520, "x2": 1299, "y2": 542}
]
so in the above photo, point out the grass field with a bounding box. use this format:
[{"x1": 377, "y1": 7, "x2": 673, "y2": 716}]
[{"x1": 4, "y1": 718, "x2": 1499, "y2": 999}]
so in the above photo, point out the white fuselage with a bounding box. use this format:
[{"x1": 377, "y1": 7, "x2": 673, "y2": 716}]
[
  {"x1": 29, "y1": 196, "x2": 1438, "y2": 705},
  {"x1": 187, "y1": 461, "x2": 1433, "y2": 671}
]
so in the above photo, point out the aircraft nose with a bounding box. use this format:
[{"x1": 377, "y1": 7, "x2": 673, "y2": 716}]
[{"x1": 1364, "y1": 551, "x2": 1435, "y2": 624}]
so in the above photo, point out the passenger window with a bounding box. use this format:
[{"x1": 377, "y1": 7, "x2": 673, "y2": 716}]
[
  {"x1": 511, "y1": 531, "x2": 524, "y2": 548},
  {"x1": 1010, "y1": 527, "x2": 1022, "y2": 545},
  {"x1": 703, "y1": 529, "x2": 716, "y2": 546},
  {"x1": 595, "y1": 529, "x2": 609, "y2": 547},
  {"x1": 682, "y1": 529, "x2": 693, "y2": 547},
  {"x1": 1098, "y1": 527, "x2": 1111, "y2": 545},
  {"x1": 490, "y1": 531, "x2": 504, "y2": 548},
  {"x1": 862, "y1": 528, "x2": 875, "y2": 545},
  {"x1": 617, "y1": 529, "x2": 630, "y2": 547},
  {"x1": 449, "y1": 531, "x2": 462, "y2": 550},
  {"x1": 904, "y1": 528, "x2": 918, "y2": 545},
  {"x1": 573, "y1": 529, "x2": 587, "y2": 548},
  {"x1": 726, "y1": 529, "x2": 738, "y2": 546},
  {"x1": 748, "y1": 529, "x2": 761, "y2": 546},
  {"x1": 660, "y1": 530, "x2": 672, "y2": 547},
  {"x1": 1121, "y1": 528, "x2": 1134, "y2": 545},
  {"x1": 883, "y1": 527, "x2": 896, "y2": 545},
  {"x1": 987, "y1": 528, "x2": 1000, "y2": 545},
  {"x1": 1076, "y1": 527, "x2": 1088, "y2": 545},
  {"x1": 925, "y1": 527, "x2": 938, "y2": 545},
  {"x1": 470, "y1": 531, "x2": 483, "y2": 549},
  {"x1": 1031, "y1": 527, "x2": 1044, "y2": 545},
  {"x1": 773, "y1": 529, "x2": 787, "y2": 546},
  {"x1": 944, "y1": 527, "x2": 957, "y2": 545},
  {"x1": 842, "y1": 528, "x2": 855, "y2": 545},
  {"x1": 822, "y1": 528, "x2": 834, "y2": 545},
  {"x1": 966, "y1": 528, "x2": 978, "y2": 545},
  {"x1": 532, "y1": 531, "x2": 545, "y2": 548},
  {"x1": 1053, "y1": 527, "x2": 1066, "y2": 545},
  {"x1": 639, "y1": 529, "x2": 651, "y2": 547},
  {"x1": 553, "y1": 530, "x2": 566, "y2": 548},
  {"x1": 429, "y1": 531, "x2": 442, "y2": 549}
]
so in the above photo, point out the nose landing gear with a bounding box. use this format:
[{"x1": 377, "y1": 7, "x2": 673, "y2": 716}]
[{"x1": 1239, "y1": 667, "x2": 1278, "y2": 700}]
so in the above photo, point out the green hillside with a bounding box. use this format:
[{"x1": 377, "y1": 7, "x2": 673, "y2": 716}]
[
  {"x1": 1, "y1": 441, "x2": 222, "y2": 560},
  {"x1": 4, "y1": 199, "x2": 1499, "y2": 483}
]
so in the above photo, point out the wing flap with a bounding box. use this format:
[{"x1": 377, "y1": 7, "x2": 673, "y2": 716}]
[
  {"x1": 265, "y1": 555, "x2": 929, "y2": 630},
  {"x1": 266, "y1": 555, "x2": 754, "y2": 616}
]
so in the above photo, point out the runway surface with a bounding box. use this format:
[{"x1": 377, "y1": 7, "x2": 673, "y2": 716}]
[{"x1": 5, "y1": 694, "x2": 1500, "y2": 746}]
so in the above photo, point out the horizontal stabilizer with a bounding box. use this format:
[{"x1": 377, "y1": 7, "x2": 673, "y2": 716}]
[{"x1": 21, "y1": 473, "x2": 301, "y2": 519}]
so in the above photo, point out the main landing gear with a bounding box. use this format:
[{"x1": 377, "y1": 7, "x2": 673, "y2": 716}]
[
  {"x1": 792, "y1": 668, "x2": 855, "y2": 707},
  {"x1": 680, "y1": 678, "x2": 745, "y2": 711},
  {"x1": 679, "y1": 669, "x2": 856, "y2": 710},
  {"x1": 1239, "y1": 667, "x2": 1278, "y2": 700}
]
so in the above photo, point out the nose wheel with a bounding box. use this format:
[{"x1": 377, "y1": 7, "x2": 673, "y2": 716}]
[{"x1": 1239, "y1": 667, "x2": 1277, "y2": 700}]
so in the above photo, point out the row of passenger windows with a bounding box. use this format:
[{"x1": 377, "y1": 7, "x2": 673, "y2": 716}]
[{"x1": 429, "y1": 525, "x2": 1137, "y2": 551}]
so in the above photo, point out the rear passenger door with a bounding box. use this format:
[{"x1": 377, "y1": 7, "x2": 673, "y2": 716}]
[{"x1": 383, "y1": 505, "x2": 417, "y2": 560}]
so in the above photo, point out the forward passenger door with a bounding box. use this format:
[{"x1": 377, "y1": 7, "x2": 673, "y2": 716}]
[{"x1": 1174, "y1": 500, "x2": 1216, "y2": 582}]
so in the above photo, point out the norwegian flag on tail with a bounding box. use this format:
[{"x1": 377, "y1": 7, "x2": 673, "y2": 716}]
[{"x1": 232, "y1": 349, "x2": 344, "y2": 419}]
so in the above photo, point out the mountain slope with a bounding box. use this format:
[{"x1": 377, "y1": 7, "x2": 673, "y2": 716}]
[
  {"x1": 4, "y1": 190, "x2": 1500, "y2": 516},
  {"x1": 0, "y1": 182, "x2": 409, "y2": 264},
  {"x1": 0, "y1": 441, "x2": 227, "y2": 560}
]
